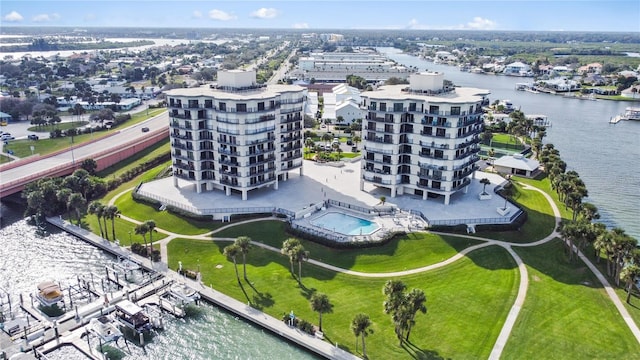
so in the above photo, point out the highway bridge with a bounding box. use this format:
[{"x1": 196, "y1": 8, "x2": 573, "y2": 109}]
[{"x1": 0, "y1": 112, "x2": 169, "y2": 199}]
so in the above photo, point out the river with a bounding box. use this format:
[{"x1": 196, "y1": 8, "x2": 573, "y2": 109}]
[
  {"x1": 0, "y1": 203, "x2": 317, "y2": 360},
  {"x1": 379, "y1": 47, "x2": 640, "y2": 240}
]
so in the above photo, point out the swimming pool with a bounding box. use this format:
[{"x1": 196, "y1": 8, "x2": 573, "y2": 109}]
[{"x1": 310, "y1": 212, "x2": 380, "y2": 236}]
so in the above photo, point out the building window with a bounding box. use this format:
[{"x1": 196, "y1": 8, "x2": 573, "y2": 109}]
[
  {"x1": 219, "y1": 102, "x2": 226, "y2": 111},
  {"x1": 237, "y1": 103, "x2": 247, "y2": 112},
  {"x1": 393, "y1": 103, "x2": 404, "y2": 112},
  {"x1": 429, "y1": 105, "x2": 439, "y2": 115},
  {"x1": 258, "y1": 102, "x2": 265, "y2": 111},
  {"x1": 204, "y1": 100, "x2": 213, "y2": 108},
  {"x1": 451, "y1": 106, "x2": 461, "y2": 116},
  {"x1": 380, "y1": 103, "x2": 387, "y2": 111}
]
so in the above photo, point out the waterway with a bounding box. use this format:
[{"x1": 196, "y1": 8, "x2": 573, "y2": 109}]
[
  {"x1": 380, "y1": 47, "x2": 640, "y2": 239},
  {"x1": 0, "y1": 203, "x2": 317, "y2": 360}
]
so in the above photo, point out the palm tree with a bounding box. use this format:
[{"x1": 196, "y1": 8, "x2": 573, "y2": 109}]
[
  {"x1": 134, "y1": 222, "x2": 150, "y2": 257},
  {"x1": 321, "y1": 133, "x2": 332, "y2": 151},
  {"x1": 352, "y1": 135, "x2": 361, "y2": 148},
  {"x1": 87, "y1": 201, "x2": 105, "y2": 238},
  {"x1": 480, "y1": 178, "x2": 491, "y2": 195},
  {"x1": 104, "y1": 205, "x2": 120, "y2": 241},
  {"x1": 223, "y1": 244, "x2": 242, "y2": 284},
  {"x1": 309, "y1": 293, "x2": 332, "y2": 332},
  {"x1": 281, "y1": 238, "x2": 301, "y2": 276},
  {"x1": 620, "y1": 264, "x2": 640, "y2": 304},
  {"x1": 144, "y1": 220, "x2": 156, "y2": 255},
  {"x1": 56, "y1": 188, "x2": 72, "y2": 221},
  {"x1": 351, "y1": 313, "x2": 372, "y2": 358},
  {"x1": 292, "y1": 244, "x2": 310, "y2": 284},
  {"x1": 67, "y1": 192, "x2": 86, "y2": 226},
  {"x1": 234, "y1": 236, "x2": 252, "y2": 281},
  {"x1": 404, "y1": 288, "x2": 427, "y2": 341},
  {"x1": 304, "y1": 137, "x2": 315, "y2": 149}
]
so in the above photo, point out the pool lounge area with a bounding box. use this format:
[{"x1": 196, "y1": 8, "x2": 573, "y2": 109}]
[{"x1": 310, "y1": 212, "x2": 380, "y2": 236}]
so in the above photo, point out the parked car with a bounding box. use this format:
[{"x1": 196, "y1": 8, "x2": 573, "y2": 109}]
[
  {"x1": 141, "y1": 127, "x2": 150, "y2": 132},
  {"x1": 1, "y1": 133, "x2": 15, "y2": 141},
  {"x1": 28, "y1": 134, "x2": 39, "y2": 140},
  {"x1": 346, "y1": 139, "x2": 353, "y2": 145}
]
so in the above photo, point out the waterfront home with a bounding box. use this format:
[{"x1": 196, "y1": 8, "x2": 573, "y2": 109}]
[
  {"x1": 503, "y1": 62, "x2": 531, "y2": 76},
  {"x1": 535, "y1": 78, "x2": 581, "y2": 92}
]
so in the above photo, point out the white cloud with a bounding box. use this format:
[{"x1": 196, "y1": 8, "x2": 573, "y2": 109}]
[
  {"x1": 292, "y1": 22, "x2": 309, "y2": 29},
  {"x1": 4, "y1": 11, "x2": 24, "y2": 22},
  {"x1": 250, "y1": 8, "x2": 278, "y2": 19},
  {"x1": 208, "y1": 9, "x2": 236, "y2": 21},
  {"x1": 32, "y1": 13, "x2": 60, "y2": 22},
  {"x1": 193, "y1": 11, "x2": 203, "y2": 19},
  {"x1": 465, "y1": 17, "x2": 497, "y2": 30}
]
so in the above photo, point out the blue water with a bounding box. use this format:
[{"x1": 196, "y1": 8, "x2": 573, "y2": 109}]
[{"x1": 311, "y1": 212, "x2": 380, "y2": 235}]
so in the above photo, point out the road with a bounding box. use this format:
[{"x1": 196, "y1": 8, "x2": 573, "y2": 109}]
[{"x1": 0, "y1": 112, "x2": 168, "y2": 187}]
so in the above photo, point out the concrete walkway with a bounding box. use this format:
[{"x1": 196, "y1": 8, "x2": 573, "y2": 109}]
[{"x1": 105, "y1": 181, "x2": 640, "y2": 359}]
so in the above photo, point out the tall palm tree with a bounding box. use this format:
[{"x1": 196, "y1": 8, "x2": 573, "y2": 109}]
[
  {"x1": 404, "y1": 288, "x2": 427, "y2": 341},
  {"x1": 104, "y1": 205, "x2": 120, "y2": 242},
  {"x1": 351, "y1": 313, "x2": 372, "y2": 357},
  {"x1": 223, "y1": 244, "x2": 242, "y2": 284},
  {"x1": 87, "y1": 201, "x2": 105, "y2": 238},
  {"x1": 56, "y1": 188, "x2": 72, "y2": 221},
  {"x1": 309, "y1": 293, "x2": 332, "y2": 332},
  {"x1": 67, "y1": 193, "x2": 86, "y2": 226},
  {"x1": 234, "y1": 236, "x2": 252, "y2": 281},
  {"x1": 144, "y1": 220, "x2": 156, "y2": 256},
  {"x1": 281, "y1": 238, "x2": 301, "y2": 276},
  {"x1": 620, "y1": 264, "x2": 640, "y2": 304},
  {"x1": 134, "y1": 222, "x2": 150, "y2": 257},
  {"x1": 292, "y1": 244, "x2": 310, "y2": 284}
]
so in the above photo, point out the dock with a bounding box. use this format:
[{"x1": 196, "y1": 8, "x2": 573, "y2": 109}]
[{"x1": 37, "y1": 217, "x2": 360, "y2": 360}]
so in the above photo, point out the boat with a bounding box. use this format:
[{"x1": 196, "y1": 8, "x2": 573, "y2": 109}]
[
  {"x1": 88, "y1": 315, "x2": 122, "y2": 343},
  {"x1": 114, "y1": 257, "x2": 140, "y2": 272},
  {"x1": 623, "y1": 107, "x2": 640, "y2": 120},
  {"x1": 35, "y1": 281, "x2": 64, "y2": 307},
  {"x1": 113, "y1": 300, "x2": 153, "y2": 332},
  {"x1": 167, "y1": 283, "x2": 200, "y2": 305}
]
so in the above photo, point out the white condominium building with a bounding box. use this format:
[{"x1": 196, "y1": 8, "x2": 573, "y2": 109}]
[
  {"x1": 165, "y1": 70, "x2": 306, "y2": 200},
  {"x1": 359, "y1": 72, "x2": 490, "y2": 205}
]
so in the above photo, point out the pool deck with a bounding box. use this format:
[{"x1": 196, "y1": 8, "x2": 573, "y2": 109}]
[{"x1": 138, "y1": 159, "x2": 517, "y2": 228}]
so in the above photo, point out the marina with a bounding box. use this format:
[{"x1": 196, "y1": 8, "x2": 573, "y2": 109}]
[{"x1": 0, "y1": 216, "x2": 354, "y2": 360}]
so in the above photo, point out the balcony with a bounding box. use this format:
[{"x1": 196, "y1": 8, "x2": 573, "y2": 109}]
[
  {"x1": 246, "y1": 126, "x2": 276, "y2": 135},
  {"x1": 280, "y1": 115, "x2": 302, "y2": 124},
  {"x1": 216, "y1": 127, "x2": 240, "y2": 135},
  {"x1": 281, "y1": 143, "x2": 302, "y2": 152},
  {"x1": 247, "y1": 114, "x2": 276, "y2": 124},
  {"x1": 363, "y1": 147, "x2": 395, "y2": 155},
  {"x1": 418, "y1": 151, "x2": 449, "y2": 160},
  {"x1": 250, "y1": 176, "x2": 277, "y2": 187},
  {"x1": 171, "y1": 141, "x2": 193, "y2": 151},
  {"x1": 174, "y1": 171, "x2": 195, "y2": 181},
  {"x1": 216, "y1": 116, "x2": 240, "y2": 125},
  {"x1": 281, "y1": 152, "x2": 302, "y2": 162},
  {"x1": 363, "y1": 175, "x2": 392, "y2": 185},
  {"x1": 170, "y1": 122, "x2": 193, "y2": 131},
  {"x1": 248, "y1": 147, "x2": 276, "y2": 156},
  {"x1": 218, "y1": 138, "x2": 240, "y2": 146},
  {"x1": 249, "y1": 166, "x2": 276, "y2": 176},
  {"x1": 452, "y1": 166, "x2": 478, "y2": 180},
  {"x1": 416, "y1": 181, "x2": 442, "y2": 190},
  {"x1": 218, "y1": 159, "x2": 242, "y2": 167},
  {"x1": 452, "y1": 178, "x2": 472, "y2": 191},
  {"x1": 172, "y1": 152, "x2": 192, "y2": 162},
  {"x1": 280, "y1": 106, "x2": 304, "y2": 115},
  {"x1": 421, "y1": 118, "x2": 453, "y2": 127},
  {"x1": 218, "y1": 148, "x2": 241, "y2": 156},
  {"x1": 281, "y1": 134, "x2": 302, "y2": 143},
  {"x1": 281, "y1": 125, "x2": 302, "y2": 134},
  {"x1": 455, "y1": 147, "x2": 481, "y2": 159},
  {"x1": 170, "y1": 133, "x2": 192, "y2": 141},
  {"x1": 173, "y1": 162, "x2": 194, "y2": 171},
  {"x1": 365, "y1": 136, "x2": 394, "y2": 144},
  {"x1": 170, "y1": 112, "x2": 190, "y2": 120},
  {"x1": 249, "y1": 155, "x2": 276, "y2": 166},
  {"x1": 247, "y1": 136, "x2": 275, "y2": 145},
  {"x1": 219, "y1": 177, "x2": 239, "y2": 186},
  {"x1": 420, "y1": 141, "x2": 449, "y2": 150},
  {"x1": 417, "y1": 171, "x2": 445, "y2": 181}
]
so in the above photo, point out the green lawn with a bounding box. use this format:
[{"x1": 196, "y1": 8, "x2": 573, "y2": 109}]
[
  {"x1": 477, "y1": 181, "x2": 556, "y2": 243},
  {"x1": 28, "y1": 121, "x2": 88, "y2": 132},
  {"x1": 168, "y1": 240, "x2": 518, "y2": 359},
  {"x1": 113, "y1": 190, "x2": 225, "y2": 235},
  {"x1": 0, "y1": 154, "x2": 13, "y2": 164},
  {"x1": 96, "y1": 139, "x2": 170, "y2": 178},
  {"x1": 214, "y1": 219, "x2": 483, "y2": 272},
  {"x1": 489, "y1": 133, "x2": 525, "y2": 151},
  {"x1": 505, "y1": 240, "x2": 640, "y2": 359},
  {"x1": 4, "y1": 108, "x2": 166, "y2": 158}
]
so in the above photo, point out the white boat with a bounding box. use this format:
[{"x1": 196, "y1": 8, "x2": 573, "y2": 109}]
[
  {"x1": 113, "y1": 300, "x2": 153, "y2": 332},
  {"x1": 115, "y1": 257, "x2": 140, "y2": 272},
  {"x1": 89, "y1": 315, "x2": 122, "y2": 343},
  {"x1": 168, "y1": 283, "x2": 200, "y2": 305},
  {"x1": 35, "y1": 281, "x2": 64, "y2": 307},
  {"x1": 624, "y1": 107, "x2": 640, "y2": 120}
]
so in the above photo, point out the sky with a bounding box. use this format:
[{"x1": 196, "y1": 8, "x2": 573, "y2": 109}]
[{"x1": 1, "y1": 0, "x2": 639, "y2": 32}]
